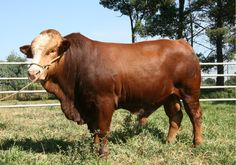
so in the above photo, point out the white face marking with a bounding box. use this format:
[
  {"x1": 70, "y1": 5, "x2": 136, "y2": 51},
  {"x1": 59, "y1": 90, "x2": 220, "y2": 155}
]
[
  {"x1": 29, "y1": 34, "x2": 51, "y2": 71},
  {"x1": 27, "y1": 29, "x2": 63, "y2": 81},
  {"x1": 28, "y1": 34, "x2": 51, "y2": 80},
  {"x1": 32, "y1": 34, "x2": 51, "y2": 64}
]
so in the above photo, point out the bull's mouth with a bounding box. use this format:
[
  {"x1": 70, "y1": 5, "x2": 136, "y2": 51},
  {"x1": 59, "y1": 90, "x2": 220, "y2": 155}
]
[
  {"x1": 28, "y1": 71, "x2": 47, "y2": 82},
  {"x1": 28, "y1": 72, "x2": 39, "y2": 81}
]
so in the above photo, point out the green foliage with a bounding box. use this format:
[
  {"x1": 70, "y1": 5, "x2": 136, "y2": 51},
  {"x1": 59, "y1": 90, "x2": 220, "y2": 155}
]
[
  {"x1": 143, "y1": 0, "x2": 178, "y2": 38},
  {"x1": 202, "y1": 78, "x2": 216, "y2": 86},
  {"x1": 0, "y1": 52, "x2": 27, "y2": 91},
  {"x1": 225, "y1": 75, "x2": 236, "y2": 85},
  {"x1": 207, "y1": 27, "x2": 229, "y2": 40},
  {"x1": 7, "y1": 53, "x2": 26, "y2": 62},
  {"x1": 0, "y1": 102, "x2": 235, "y2": 164}
]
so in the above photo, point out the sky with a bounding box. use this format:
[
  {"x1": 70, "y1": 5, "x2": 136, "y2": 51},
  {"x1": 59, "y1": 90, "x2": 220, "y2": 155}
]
[{"x1": 0, "y1": 0, "x2": 132, "y2": 60}]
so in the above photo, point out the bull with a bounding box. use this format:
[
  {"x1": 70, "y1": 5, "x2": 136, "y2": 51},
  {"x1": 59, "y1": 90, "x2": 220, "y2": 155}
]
[{"x1": 20, "y1": 29, "x2": 202, "y2": 156}]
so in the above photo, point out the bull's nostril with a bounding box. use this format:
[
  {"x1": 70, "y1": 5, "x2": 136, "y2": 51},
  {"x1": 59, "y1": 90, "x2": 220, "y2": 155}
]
[
  {"x1": 35, "y1": 70, "x2": 40, "y2": 75},
  {"x1": 28, "y1": 70, "x2": 41, "y2": 81}
]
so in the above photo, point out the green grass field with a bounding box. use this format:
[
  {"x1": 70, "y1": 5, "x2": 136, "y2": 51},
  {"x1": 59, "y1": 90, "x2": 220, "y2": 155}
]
[{"x1": 0, "y1": 101, "x2": 235, "y2": 164}]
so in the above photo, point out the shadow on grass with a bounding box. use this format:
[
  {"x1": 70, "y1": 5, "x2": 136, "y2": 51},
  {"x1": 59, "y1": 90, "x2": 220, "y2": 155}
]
[
  {"x1": 109, "y1": 123, "x2": 166, "y2": 144},
  {"x1": 0, "y1": 138, "x2": 77, "y2": 153},
  {"x1": 0, "y1": 137, "x2": 99, "y2": 161}
]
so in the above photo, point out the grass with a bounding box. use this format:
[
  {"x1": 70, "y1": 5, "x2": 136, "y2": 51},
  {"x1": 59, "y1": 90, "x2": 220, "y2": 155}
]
[{"x1": 0, "y1": 101, "x2": 235, "y2": 164}]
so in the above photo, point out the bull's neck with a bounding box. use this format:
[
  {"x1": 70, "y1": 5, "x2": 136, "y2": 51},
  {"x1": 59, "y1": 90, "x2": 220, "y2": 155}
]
[
  {"x1": 55, "y1": 54, "x2": 79, "y2": 101},
  {"x1": 43, "y1": 33, "x2": 93, "y2": 101},
  {"x1": 41, "y1": 55, "x2": 83, "y2": 124}
]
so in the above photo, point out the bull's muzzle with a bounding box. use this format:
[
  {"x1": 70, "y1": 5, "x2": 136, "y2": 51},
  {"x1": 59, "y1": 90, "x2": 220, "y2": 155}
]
[{"x1": 27, "y1": 69, "x2": 41, "y2": 81}]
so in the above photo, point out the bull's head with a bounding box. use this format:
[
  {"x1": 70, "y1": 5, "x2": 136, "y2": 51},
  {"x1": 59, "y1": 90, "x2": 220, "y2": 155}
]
[{"x1": 20, "y1": 29, "x2": 70, "y2": 81}]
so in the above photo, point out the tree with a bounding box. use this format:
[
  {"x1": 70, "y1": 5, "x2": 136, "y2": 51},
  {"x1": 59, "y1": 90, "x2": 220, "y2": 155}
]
[
  {"x1": 143, "y1": 0, "x2": 178, "y2": 39},
  {"x1": 99, "y1": 0, "x2": 160, "y2": 43},
  {"x1": 225, "y1": 73, "x2": 236, "y2": 86},
  {"x1": 0, "y1": 52, "x2": 27, "y2": 91},
  {"x1": 197, "y1": 0, "x2": 235, "y2": 86},
  {"x1": 202, "y1": 78, "x2": 215, "y2": 86},
  {"x1": 143, "y1": 0, "x2": 212, "y2": 42}
]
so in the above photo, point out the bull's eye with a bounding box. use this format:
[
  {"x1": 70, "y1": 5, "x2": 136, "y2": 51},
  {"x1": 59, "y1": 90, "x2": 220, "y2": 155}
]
[
  {"x1": 47, "y1": 49, "x2": 56, "y2": 55},
  {"x1": 46, "y1": 49, "x2": 56, "y2": 56}
]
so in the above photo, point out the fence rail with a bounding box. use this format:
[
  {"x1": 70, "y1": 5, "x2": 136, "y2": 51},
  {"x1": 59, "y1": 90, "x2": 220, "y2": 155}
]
[
  {"x1": 0, "y1": 90, "x2": 46, "y2": 94},
  {"x1": 0, "y1": 77, "x2": 28, "y2": 80},
  {"x1": 199, "y1": 62, "x2": 236, "y2": 65},
  {"x1": 0, "y1": 103, "x2": 60, "y2": 108},
  {"x1": 0, "y1": 61, "x2": 235, "y2": 108},
  {"x1": 0, "y1": 62, "x2": 31, "y2": 65},
  {"x1": 202, "y1": 74, "x2": 235, "y2": 77}
]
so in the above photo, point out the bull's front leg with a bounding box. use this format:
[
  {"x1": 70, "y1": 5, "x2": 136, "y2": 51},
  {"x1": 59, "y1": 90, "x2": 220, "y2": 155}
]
[
  {"x1": 88, "y1": 121, "x2": 111, "y2": 157},
  {"x1": 93, "y1": 96, "x2": 115, "y2": 157}
]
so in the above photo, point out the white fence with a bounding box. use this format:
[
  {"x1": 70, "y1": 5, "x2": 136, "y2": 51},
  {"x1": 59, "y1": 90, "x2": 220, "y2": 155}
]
[{"x1": 0, "y1": 62, "x2": 235, "y2": 108}]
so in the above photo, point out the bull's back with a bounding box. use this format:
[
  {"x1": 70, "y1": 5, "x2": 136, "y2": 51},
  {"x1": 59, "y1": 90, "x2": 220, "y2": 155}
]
[{"x1": 100, "y1": 39, "x2": 200, "y2": 82}]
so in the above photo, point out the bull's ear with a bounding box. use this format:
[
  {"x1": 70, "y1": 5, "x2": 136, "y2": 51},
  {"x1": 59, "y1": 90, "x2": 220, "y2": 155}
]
[
  {"x1": 59, "y1": 39, "x2": 70, "y2": 54},
  {"x1": 20, "y1": 45, "x2": 33, "y2": 58}
]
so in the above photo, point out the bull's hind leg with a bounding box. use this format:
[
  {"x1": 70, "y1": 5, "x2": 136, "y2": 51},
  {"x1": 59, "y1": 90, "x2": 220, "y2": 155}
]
[
  {"x1": 182, "y1": 94, "x2": 202, "y2": 146},
  {"x1": 164, "y1": 95, "x2": 183, "y2": 143}
]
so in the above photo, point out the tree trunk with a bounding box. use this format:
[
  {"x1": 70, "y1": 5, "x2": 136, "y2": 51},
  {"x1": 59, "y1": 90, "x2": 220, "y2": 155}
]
[
  {"x1": 129, "y1": 15, "x2": 136, "y2": 43},
  {"x1": 189, "y1": 0, "x2": 194, "y2": 46},
  {"x1": 177, "y1": 0, "x2": 185, "y2": 39},
  {"x1": 216, "y1": 0, "x2": 224, "y2": 86}
]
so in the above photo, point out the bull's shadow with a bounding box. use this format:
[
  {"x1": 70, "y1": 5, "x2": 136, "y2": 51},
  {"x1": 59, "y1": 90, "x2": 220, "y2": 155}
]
[
  {"x1": 109, "y1": 119, "x2": 166, "y2": 144},
  {"x1": 0, "y1": 138, "x2": 93, "y2": 154}
]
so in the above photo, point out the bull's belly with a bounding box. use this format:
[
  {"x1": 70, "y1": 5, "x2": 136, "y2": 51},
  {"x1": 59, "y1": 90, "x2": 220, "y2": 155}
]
[
  {"x1": 117, "y1": 84, "x2": 174, "y2": 112},
  {"x1": 117, "y1": 98, "x2": 164, "y2": 114}
]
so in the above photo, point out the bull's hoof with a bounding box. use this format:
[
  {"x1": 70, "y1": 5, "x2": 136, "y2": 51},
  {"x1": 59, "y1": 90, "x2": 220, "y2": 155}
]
[
  {"x1": 193, "y1": 137, "x2": 203, "y2": 147},
  {"x1": 77, "y1": 119, "x2": 85, "y2": 125},
  {"x1": 165, "y1": 137, "x2": 176, "y2": 144},
  {"x1": 74, "y1": 114, "x2": 85, "y2": 125},
  {"x1": 138, "y1": 117, "x2": 148, "y2": 125},
  {"x1": 99, "y1": 147, "x2": 109, "y2": 159}
]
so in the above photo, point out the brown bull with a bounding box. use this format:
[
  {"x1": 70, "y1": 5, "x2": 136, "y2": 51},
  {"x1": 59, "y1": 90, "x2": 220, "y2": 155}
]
[{"x1": 20, "y1": 29, "x2": 202, "y2": 156}]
